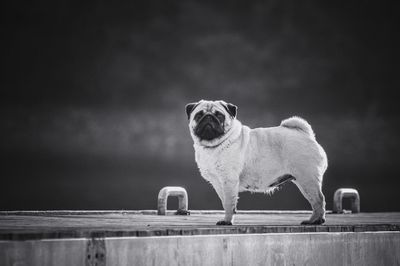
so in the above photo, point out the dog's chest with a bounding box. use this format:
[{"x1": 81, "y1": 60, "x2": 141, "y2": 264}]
[{"x1": 194, "y1": 145, "x2": 241, "y2": 182}]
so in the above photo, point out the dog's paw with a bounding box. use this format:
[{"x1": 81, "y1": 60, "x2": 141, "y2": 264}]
[
  {"x1": 175, "y1": 209, "x2": 190, "y2": 215},
  {"x1": 216, "y1": 220, "x2": 232, "y2": 226},
  {"x1": 301, "y1": 217, "x2": 326, "y2": 225}
]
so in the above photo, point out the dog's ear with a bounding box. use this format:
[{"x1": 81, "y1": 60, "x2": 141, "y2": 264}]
[
  {"x1": 220, "y1": 101, "x2": 237, "y2": 118},
  {"x1": 226, "y1": 103, "x2": 237, "y2": 118},
  {"x1": 185, "y1": 102, "x2": 198, "y2": 120}
]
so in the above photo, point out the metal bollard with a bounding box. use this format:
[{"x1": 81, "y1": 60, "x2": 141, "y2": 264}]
[
  {"x1": 157, "y1": 186, "x2": 189, "y2": 215},
  {"x1": 333, "y1": 188, "x2": 360, "y2": 213}
]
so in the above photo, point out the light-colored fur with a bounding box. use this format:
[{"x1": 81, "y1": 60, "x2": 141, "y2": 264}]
[{"x1": 188, "y1": 100, "x2": 328, "y2": 225}]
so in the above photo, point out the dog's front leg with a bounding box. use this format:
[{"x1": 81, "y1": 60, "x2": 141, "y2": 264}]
[{"x1": 216, "y1": 179, "x2": 239, "y2": 225}]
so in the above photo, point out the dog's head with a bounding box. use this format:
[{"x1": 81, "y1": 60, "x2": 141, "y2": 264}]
[{"x1": 185, "y1": 100, "x2": 238, "y2": 144}]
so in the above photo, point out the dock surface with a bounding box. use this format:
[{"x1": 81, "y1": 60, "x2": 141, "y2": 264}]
[{"x1": 1, "y1": 210, "x2": 399, "y2": 240}]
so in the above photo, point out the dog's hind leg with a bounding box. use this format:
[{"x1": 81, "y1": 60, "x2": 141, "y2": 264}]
[{"x1": 293, "y1": 177, "x2": 326, "y2": 225}]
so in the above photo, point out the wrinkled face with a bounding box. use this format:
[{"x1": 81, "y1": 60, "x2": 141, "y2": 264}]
[{"x1": 186, "y1": 100, "x2": 237, "y2": 142}]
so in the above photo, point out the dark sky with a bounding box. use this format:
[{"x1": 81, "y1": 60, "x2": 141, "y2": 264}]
[{"x1": 1, "y1": 0, "x2": 399, "y2": 211}]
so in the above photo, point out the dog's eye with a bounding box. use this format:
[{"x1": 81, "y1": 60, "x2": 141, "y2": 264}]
[
  {"x1": 194, "y1": 111, "x2": 204, "y2": 121},
  {"x1": 214, "y1": 111, "x2": 225, "y2": 122}
]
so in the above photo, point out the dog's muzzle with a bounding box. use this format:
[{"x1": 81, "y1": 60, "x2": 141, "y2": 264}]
[{"x1": 194, "y1": 114, "x2": 225, "y2": 140}]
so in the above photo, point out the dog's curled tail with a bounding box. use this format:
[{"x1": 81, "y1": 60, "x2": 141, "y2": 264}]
[{"x1": 280, "y1": 116, "x2": 315, "y2": 139}]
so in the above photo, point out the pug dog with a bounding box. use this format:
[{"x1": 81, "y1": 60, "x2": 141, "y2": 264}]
[{"x1": 186, "y1": 100, "x2": 328, "y2": 225}]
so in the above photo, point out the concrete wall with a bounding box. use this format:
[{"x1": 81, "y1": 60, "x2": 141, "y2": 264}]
[{"x1": 1, "y1": 232, "x2": 399, "y2": 266}]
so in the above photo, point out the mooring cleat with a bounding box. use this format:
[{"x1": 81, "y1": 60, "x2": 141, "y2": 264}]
[
  {"x1": 333, "y1": 188, "x2": 360, "y2": 214},
  {"x1": 157, "y1": 186, "x2": 189, "y2": 215},
  {"x1": 216, "y1": 220, "x2": 233, "y2": 226}
]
